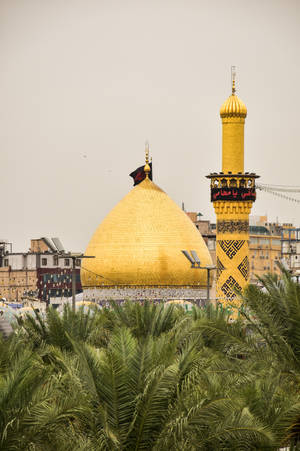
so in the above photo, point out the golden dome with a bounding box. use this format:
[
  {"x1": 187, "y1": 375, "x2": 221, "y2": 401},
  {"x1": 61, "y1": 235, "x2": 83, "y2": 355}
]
[
  {"x1": 220, "y1": 94, "x2": 247, "y2": 118},
  {"x1": 81, "y1": 177, "x2": 212, "y2": 288}
]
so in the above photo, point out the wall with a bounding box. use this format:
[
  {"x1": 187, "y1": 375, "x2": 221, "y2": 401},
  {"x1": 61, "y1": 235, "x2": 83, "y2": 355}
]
[
  {"x1": 30, "y1": 239, "x2": 49, "y2": 253},
  {"x1": 0, "y1": 267, "x2": 38, "y2": 301},
  {"x1": 248, "y1": 235, "x2": 281, "y2": 282}
]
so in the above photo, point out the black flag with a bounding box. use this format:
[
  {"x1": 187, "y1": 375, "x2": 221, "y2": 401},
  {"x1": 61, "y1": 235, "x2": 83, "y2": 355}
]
[{"x1": 129, "y1": 162, "x2": 152, "y2": 186}]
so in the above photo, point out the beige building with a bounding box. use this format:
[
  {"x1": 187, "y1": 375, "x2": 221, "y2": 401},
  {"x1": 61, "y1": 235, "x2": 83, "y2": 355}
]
[
  {"x1": 249, "y1": 232, "x2": 281, "y2": 283},
  {"x1": 0, "y1": 266, "x2": 37, "y2": 302},
  {"x1": 0, "y1": 239, "x2": 38, "y2": 301}
]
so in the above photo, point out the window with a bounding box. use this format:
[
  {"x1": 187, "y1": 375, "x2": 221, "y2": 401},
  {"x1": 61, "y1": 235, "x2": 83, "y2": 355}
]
[
  {"x1": 75, "y1": 259, "x2": 81, "y2": 267},
  {"x1": 259, "y1": 238, "x2": 269, "y2": 246},
  {"x1": 208, "y1": 240, "x2": 216, "y2": 251},
  {"x1": 4, "y1": 258, "x2": 8, "y2": 266},
  {"x1": 272, "y1": 239, "x2": 281, "y2": 246},
  {"x1": 42, "y1": 258, "x2": 47, "y2": 266},
  {"x1": 64, "y1": 259, "x2": 70, "y2": 266},
  {"x1": 53, "y1": 256, "x2": 58, "y2": 265}
]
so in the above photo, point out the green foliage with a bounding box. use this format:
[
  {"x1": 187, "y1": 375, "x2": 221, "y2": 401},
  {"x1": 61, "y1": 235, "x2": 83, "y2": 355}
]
[
  {"x1": 2, "y1": 272, "x2": 300, "y2": 449},
  {"x1": 16, "y1": 304, "x2": 99, "y2": 351},
  {"x1": 108, "y1": 300, "x2": 184, "y2": 339},
  {"x1": 242, "y1": 269, "x2": 300, "y2": 370}
]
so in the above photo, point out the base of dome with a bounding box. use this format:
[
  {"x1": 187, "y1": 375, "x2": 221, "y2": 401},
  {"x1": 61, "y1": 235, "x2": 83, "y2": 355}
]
[{"x1": 82, "y1": 286, "x2": 209, "y2": 303}]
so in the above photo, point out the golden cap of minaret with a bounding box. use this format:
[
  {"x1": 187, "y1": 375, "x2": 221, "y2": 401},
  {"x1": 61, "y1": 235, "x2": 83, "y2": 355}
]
[{"x1": 220, "y1": 76, "x2": 247, "y2": 118}]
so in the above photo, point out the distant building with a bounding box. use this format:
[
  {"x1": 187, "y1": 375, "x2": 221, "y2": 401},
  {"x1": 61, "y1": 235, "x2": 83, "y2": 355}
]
[
  {"x1": 250, "y1": 216, "x2": 300, "y2": 277},
  {"x1": 0, "y1": 238, "x2": 82, "y2": 302},
  {"x1": 185, "y1": 213, "x2": 216, "y2": 265},
  {"x1": 279, "y1": 225, "x2": 300, "y2": 272},
  {"x1": 249, "y1": 233, "x2": 281, "y2": 282}
]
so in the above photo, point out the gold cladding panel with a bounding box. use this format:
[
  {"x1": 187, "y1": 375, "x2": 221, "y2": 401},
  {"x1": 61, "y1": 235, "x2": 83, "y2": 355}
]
[
  {"x1": 222, "y1": 122, "x2": 244, "y2": 173},
  {"x1": 82, "y1": 178, "x2": 212, "y2": 287},
  {"x1": 220, "y1": 93, "x2": 246, "y2": 174},
  {"x1": 216, "y1": 239, "x2": 249, "y2": 305},
  {"x1": 214, "y1": 199, "x2": 253, "y2": 307},
  {"x1": 220, "y1": 94, "x2": 247, "y2": 118}
]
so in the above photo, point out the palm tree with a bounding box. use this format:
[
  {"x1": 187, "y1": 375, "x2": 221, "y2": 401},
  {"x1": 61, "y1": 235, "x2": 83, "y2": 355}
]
[
  {"x1": 193, "y1": 268, "x2": 300, "y2": 448},
  {"x1": 241, "y1": 269, "x2": 300, "y2": 372},
  {"x1": 4, "y1": 280, "x2": 300, "y2": 450},
  {"x1": 239, "y1": 269, "x2": 300, "y2": 447},
  {"x1": 0, "y1": 336, "x2": 84, "y2": 450},
  {"x1": 60, "y1": 323, "x2": 280, "y2": 450},
  {"x1": 17, "y1": 304, "x2": 100, "y2": 351},
  {"x1": 109, "y1": 300, "x2": 184, "y2": 339}
]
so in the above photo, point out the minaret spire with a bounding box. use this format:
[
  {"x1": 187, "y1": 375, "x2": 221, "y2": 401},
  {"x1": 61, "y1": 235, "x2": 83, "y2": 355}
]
[
  {"x1": 231, "y1": 65, "x2": 236, "y2": 95},
  {"x1": 145, "y1": 140, "x2": 149, "y2": 164},
  {"x1": 144, "y1": 140, "x2": 151, "y2": 178}
]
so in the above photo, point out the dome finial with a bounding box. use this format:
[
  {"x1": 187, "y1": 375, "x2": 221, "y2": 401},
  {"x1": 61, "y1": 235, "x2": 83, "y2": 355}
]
[
  {"x1": 145, "y1": 140, "x2": 149, "y2": 164},
  {"x1": 220, "y1": 67, "x2": 247, "y2": 118},
  {"x1": 144, "y1": 140, "x2": 151, "y2": 178},
  {"x1": 231, "y1": 65, "x2": 236, "y2": 95}
]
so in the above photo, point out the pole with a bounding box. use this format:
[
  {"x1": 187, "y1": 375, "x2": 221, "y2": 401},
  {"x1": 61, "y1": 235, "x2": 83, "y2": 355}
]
[
  {"x1": 207, "y1": 268, "x2": 210, "y2": 302},
  {"x1": 57, "y1": 254, "x2": 94, "y2": 312},
  {"x1": 72, "y1": 257, "x2": 76, "y2": 312},
  {"x1": 181, "y1": 251, "x2": 217, "y2": 304}
]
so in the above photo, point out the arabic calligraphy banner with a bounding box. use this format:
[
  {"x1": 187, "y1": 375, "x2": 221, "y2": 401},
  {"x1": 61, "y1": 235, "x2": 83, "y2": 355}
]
[{"x1": 211, "y1": 187, "x2": 256, "y2": 202}]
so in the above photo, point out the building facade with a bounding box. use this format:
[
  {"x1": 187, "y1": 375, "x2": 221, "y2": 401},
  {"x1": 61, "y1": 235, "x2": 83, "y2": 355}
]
[{"x1": 0, "y1": 238, "x2": 82, "y2": 302}]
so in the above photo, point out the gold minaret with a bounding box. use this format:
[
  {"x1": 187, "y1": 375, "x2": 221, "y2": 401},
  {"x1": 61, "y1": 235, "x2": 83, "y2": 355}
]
[{"x1": 207, "y1": 68, "x2": 259, "y2": 307}]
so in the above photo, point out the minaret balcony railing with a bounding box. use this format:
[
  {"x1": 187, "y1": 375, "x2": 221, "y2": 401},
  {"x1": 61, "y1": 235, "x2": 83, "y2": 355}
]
[{"x1": 206, "y1": 172, "x2": 259, "y2": 203}]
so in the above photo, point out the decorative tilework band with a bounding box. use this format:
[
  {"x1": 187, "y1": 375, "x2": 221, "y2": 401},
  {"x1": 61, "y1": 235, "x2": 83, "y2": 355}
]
[
  {"x1": 83, "y1": 287, "x2": 207, "y2": 301},
  {"x1": 217, "y1": 220, "x2": 249, "y2": 234},
  {"x1": 218, "y1": 240, "x2": 245, "y2": 259},
  {"x1": 221, "y1": 276, "x2": 242, "y2": 299},
  {"x1": 216, "y1": 257, "x2": 225, "y2": 279},
  {"x1": 238, "y1": 256, "x2": 249, "y2": 281}
]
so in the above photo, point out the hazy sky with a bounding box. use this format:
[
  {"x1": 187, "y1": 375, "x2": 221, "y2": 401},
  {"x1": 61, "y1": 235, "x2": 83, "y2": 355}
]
[{"x1": 1, "y1": 0, "x2": 300, "y2": 252}]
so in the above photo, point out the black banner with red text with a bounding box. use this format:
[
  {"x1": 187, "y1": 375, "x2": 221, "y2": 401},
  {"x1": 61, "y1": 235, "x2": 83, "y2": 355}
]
[{"x1": 211, "y1": 187, "x2": 256, "y2": 202}]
